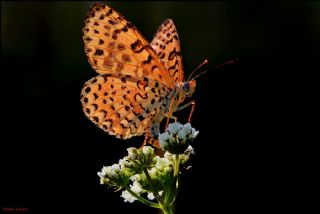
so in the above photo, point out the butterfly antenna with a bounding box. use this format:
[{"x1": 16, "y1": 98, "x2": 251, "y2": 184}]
[
  {"x1": 188, "y1": 59, "x2": 208, "y2": 81},
  {"x1": 192, "y1": 69, "x2": 209, "y2": 80},
  {"x1": 192, "y1": 58, "x2": 239, "y2": 80},
  {"x1": 214, "y1": 58, "x2": 239, "y2": 70}
]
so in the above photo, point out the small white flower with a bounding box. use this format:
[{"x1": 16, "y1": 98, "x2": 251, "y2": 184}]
[
  {"x1": 185, "y1": 145, "x2": 195, "y2": 155},
  {"x1": 97, "y1": 163, "x2": 126, "y2": 188},
  {"x1": 158, "y1": 133, "x2": 168, "y2": 150},
  {"x1": 159, "y1": 132, "x2": 176, "y2": 150},
  {"x1": 159, "y1": 132, "x2": 175, "y2": 142},
  {"x1": 156, "y1": 156, "x2": 171, "y2": 167},
  {"x1": 110, "y1": 164, "x2": 120, "y2": 172},
  {"x1": 98, "y1": 167, "x2": 106, "y2": 177},
  {"x1": 183, "y1": 123, "x2": 192, "y2": 133},
  {"x1": 98, "y1": 164, "x2": 120, "y2": 179},
  {"x1": 164, "y1": 146, "x2": 193, "y2": 165},
  {"x1": 131, "y1": 180, "x2": 144, "y2": 194},
  {"x1": 127, "y1": 148, "x2": 137, "y2": 160},
  {"x1": 190, "y1": 129, "x2": 199, "y2": 139},
  {"x1": 167, "y1": 122, "x2": 181, "y2": 134},
  {"x1": 97, "y1": 171, "x2": 106, "y2": 185},
  {"x1": 147, "y1": 191, "x2": 163, "y2": 200},
  {"x1": 119, "y1": 158, "x2": 128, "y2": 168},
  {"x1": 121, "y1": 190, "x2": 137, "y2": 203},
  {"x1": 130, "y1": 174, "x2": 139, "y2": 182},
  {"x1": 142, "y1": 146, "x2": 154, "y2": 156},
  {"x1": 179, "y1": 154, "x2": 191, "y2": 165},
  {"x1": 183, "y1": 123, "x2": 199, "y2": 140},
  {"x1": 121, "y1": 147, "x2": 157, "y2": 174},
  {"x1": 147, "y1": 192, "x2": 155, "y2": 200},
  {"x1": 178, "y1": 127, "x2": 187, "y2": 140},
  {"x1": 158, "y1": 122, "x2": 199, "y2": 154},
  {"x1": 147, "y1": 167, "x2": 157, "y2": 177},
  {"x1": 159, "y1": 132, "x2": 169, "y2": 143},
  {"x1": 164, "y1": 151, "x2": 173, "y2": 160}
]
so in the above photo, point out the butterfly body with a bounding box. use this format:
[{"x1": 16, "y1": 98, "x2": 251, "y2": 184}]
[{"x1": 81, "y1": 3, "x2": 198, "y2": 147}]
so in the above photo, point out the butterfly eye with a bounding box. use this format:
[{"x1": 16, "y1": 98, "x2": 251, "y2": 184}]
[{"x1": 183, "y1": 82, "x2": 190, "y2": 92}]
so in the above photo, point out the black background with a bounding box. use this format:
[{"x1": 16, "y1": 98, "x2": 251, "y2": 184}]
[{"x1": 1, "y1": 1, "x2": 318, "y2": 213}]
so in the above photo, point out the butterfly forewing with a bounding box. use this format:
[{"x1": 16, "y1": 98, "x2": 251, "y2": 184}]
[
  {"x1": 151, "y1": 19, "x2": 184, "y2": 83},
  {"x1": 83, "y1": 3, "x2": 174, "y2": 87}
]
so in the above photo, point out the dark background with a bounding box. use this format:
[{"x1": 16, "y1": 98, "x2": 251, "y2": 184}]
[{"x1": 1, "y1": 1, "x2": 318, "y2": 213}]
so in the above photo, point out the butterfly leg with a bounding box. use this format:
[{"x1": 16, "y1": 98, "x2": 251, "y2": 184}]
[
  {"x1": 165, "y1": 98, "x2": 176, "y2": 130},
  {"x1": 142, "y1": 131, "x2": 150, "y2": 147},
  {"x1": 170, "y1": 115, "x2": 178, "y2": 123},
  {"x1": 164, "y1": 115, "x2": 178, "y2": 131},
  {"x1": 143, "y1": 131, "x2": 164, "y2": 156},
  {"x1": 176, "y1": 100, "x2": 196, "y2": 123}
]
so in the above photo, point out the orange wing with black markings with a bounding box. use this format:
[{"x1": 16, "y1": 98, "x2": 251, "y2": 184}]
[
  {"x1": 81, "y1": 3, "x2": 175, "y2": 140},
  {"x1": 151, "y1": 19, "x2": 184, "y2": 83}
]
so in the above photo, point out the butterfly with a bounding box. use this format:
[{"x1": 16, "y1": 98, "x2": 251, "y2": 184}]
[{"x1": 80, "y1": 3, "x2": 207, "y2": 147}]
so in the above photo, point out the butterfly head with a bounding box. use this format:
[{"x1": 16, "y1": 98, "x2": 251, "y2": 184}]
[{"x1": 182, "y1": 80, "x2": 196, "y2": 98}]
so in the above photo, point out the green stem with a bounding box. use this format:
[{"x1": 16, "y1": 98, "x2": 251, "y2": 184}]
[
  {"x1": 161, "y1": 204, "x2": 174, "y2": 214},
  {"x1": 174, "y1": 154, "x2": 180, "y2": 177},
  {"x1": 170, "y1": 154, "x2": 180, "y2": 205},
  {"x1": 123, "y1": 184, "x2": 160, "y2": 208},
  {"x1": 143, "y1": 168, "x2": 162, "y2": 203}
]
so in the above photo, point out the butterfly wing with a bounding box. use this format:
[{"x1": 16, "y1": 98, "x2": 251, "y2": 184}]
[
  {"x1": 81, "y1": 3, "x2": 173, "y2": 140},
  {"x1": 150, "y1": 19, "x2": 184, "y2": 83},
  {"x1": 81, "y1": 74, "x2": 171, "y2": 139},
  {"x1": 83, "y1": 3, "x2": 174, "y2": 87}
]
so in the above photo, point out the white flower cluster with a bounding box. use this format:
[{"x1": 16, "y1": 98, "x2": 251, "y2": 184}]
[
  {"x1": 97, "y1": 146, "x2": 175, "y2": 203},
  {"x1": 97, "y1": 164, "x2": 122, "y2": 188},
  {"x1": 159, "y1": 123, "x2": 199, "y2": 154},
  {"x1": 164, "y1": 146, "x2": 195, "y2": 165},
  {"x1": 120, "y1": 175, "x2": 163, "y2": 203},
  {"x1": 120, "y1": 146, "x2": 157, "y2": 174},
  {"x1": 97, "y1": 123, "x2": 198, "y2": 204}
]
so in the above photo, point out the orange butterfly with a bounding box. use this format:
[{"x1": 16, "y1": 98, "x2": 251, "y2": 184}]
[{"x1": 80, "y1": 3, "x2": 207, "y2": 147}]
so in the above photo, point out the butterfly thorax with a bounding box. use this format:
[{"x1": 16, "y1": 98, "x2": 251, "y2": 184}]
[{"x1": 161, "y1": 80, "x2": 196, "y2": 118}]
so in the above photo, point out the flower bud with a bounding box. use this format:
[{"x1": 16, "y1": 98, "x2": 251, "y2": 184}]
[
  {"x1": 98, "y1": 164, "x2": 125, "y2": 189},
  {"x1": 159, "y1": 123, "x2": 199, "y2": 154},
  {"x1": 120, "y1": 146, "x2": 157, "y2": 174}
]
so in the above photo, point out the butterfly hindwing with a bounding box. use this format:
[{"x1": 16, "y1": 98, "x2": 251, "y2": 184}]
[{"x1": 80, "y1": 73, "x2": 172, "y2": 139}]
